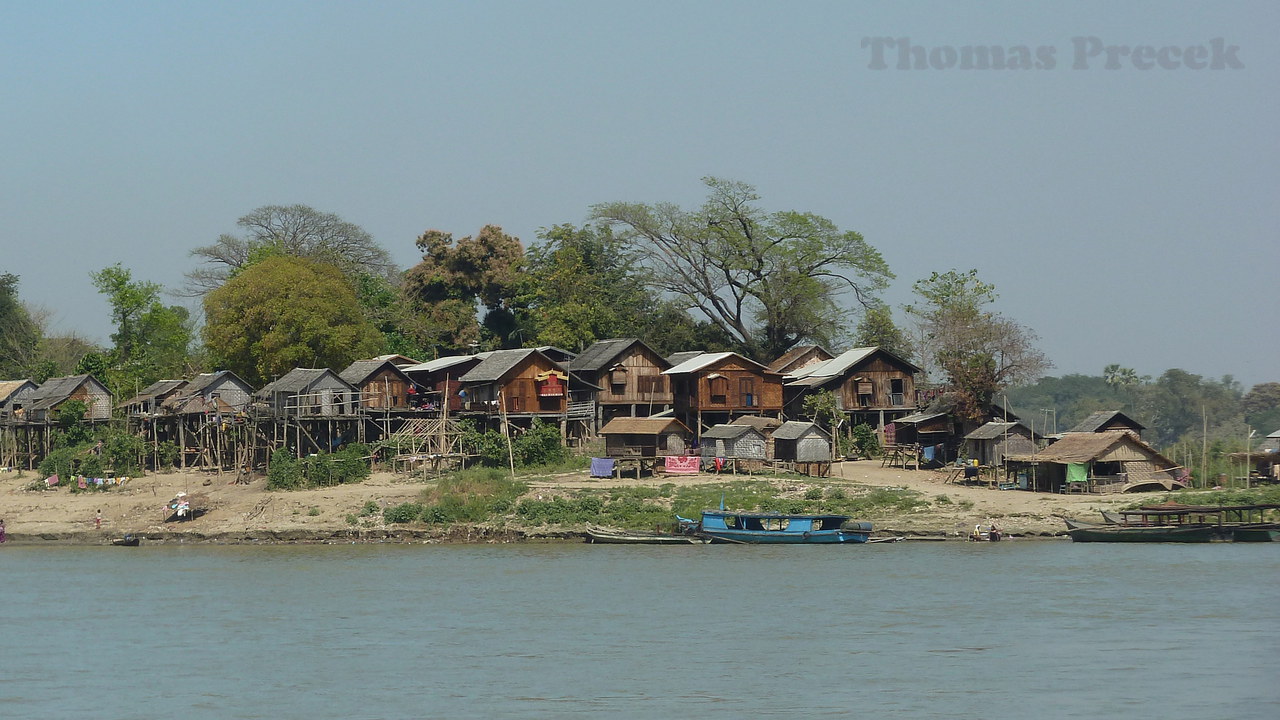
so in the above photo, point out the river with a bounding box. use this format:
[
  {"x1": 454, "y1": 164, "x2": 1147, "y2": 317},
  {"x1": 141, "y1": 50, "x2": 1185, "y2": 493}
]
[{"x1": 1, "y1": 540, "x2": 1276, "y2": 719}]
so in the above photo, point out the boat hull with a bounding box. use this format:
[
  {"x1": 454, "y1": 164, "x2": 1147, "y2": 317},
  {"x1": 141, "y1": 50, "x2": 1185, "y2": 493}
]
[
  {"x1": 700, "y1": 529, "x2": 869, "y2": 544},
  {"x1": 585, "y1": 527, "x2": 707, "y2": 544},
  {"x1": 1066, "y1": 525, "x2": 1217, "y2": 543}
]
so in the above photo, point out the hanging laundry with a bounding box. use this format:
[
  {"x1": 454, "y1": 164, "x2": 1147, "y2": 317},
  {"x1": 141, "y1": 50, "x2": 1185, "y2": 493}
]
[
  {"x1": 589, "y1": 457, "x2": 616, "y2": 478},
  {"x1": 663, "y1": 456, "x2": 700, "y2": 474}
]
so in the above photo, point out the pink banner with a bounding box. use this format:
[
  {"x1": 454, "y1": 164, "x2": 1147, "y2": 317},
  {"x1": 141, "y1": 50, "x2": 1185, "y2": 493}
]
[{"x1": 664, "y1": 456, "x2": 700, "y2": 474}]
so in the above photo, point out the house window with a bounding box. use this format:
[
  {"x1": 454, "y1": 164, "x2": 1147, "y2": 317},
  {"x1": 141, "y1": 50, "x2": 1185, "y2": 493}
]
[
  {"x1": 857, "y1": 380, "x2": 873, "y2": 407},
  {"x1": 739, "y1": 378, "x2": 756, "y2": 407},
  {"x1": 609, "y1": 367, "x2": 627, "y2": 395},
  {"x1": 709, "y1": 376, "x2": 728, "y2": 404},
  {"x1": 890, "y1": 378, "x2": 905, "y2": 406}
]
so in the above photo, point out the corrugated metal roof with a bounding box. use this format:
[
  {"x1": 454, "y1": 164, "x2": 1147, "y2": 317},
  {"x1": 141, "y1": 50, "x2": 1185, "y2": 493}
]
[
  {"x1": 772, "y1": 421, "x2": 829, "y2": 441},
  {"x1": 401, "y1": 352, "x2": 491, "y2": 374},
  {"x1": 663, "y1": 352, "x2": 767, "y2": 375},
  {"x1": 665, "y1": 350, "x2": 704, "y2": 367},
  {"x1": 895, "y1": 410, "x2": 947, "y2": 425},
  {"x1": 598, "y1": 417, "x2": 691, "y2": 435},
  {"x1": 784, "y1": 346, "x2": 921, "y2": 381}
]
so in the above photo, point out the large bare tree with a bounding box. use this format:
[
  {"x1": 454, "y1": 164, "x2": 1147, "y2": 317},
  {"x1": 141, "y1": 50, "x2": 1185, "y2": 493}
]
[
  {"x1": 591, "y1": 177, "x2": 892, "y2": 360},
  {"x1": 186, "y1": 204, "x2": 395, "y2": 295}
]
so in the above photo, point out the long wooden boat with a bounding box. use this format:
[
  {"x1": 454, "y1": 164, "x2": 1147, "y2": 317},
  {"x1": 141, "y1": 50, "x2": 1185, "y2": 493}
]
[
  {"x1": 585, "y1": 526, "x2": 708, "y2": 544},
  {"x1": 1063, "y1": 517, "x2": 1103, "y2": 531},
  {"x1": 1228, "y1": 525, "x2": 1280, "y2": 542},
  {"x1": 695, "y1": 509, "x2": 871, "y2": 544},
  {"x1": 1100, "y1": 511, "x2": 1125, "y2": 525},
  {"x1": 1065, "y1": 525, "x2": 1217, "y2": 543}
]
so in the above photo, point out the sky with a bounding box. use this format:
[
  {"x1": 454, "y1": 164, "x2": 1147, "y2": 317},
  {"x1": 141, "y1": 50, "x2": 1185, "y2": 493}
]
[{"x1": 3, "y1": 1, "x2": 1276, "y2": 388}]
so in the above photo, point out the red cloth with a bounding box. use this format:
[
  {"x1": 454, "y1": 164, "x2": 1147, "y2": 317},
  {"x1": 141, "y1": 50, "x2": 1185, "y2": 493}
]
[{"x1": 664, "y1": 456, "x2": 700, "y2": 474}]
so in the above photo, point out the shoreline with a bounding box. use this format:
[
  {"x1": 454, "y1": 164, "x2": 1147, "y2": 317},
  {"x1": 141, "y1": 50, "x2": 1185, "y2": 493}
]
[{"x1": 1, "y1": 460, "x2": 1139, "y2": 546}]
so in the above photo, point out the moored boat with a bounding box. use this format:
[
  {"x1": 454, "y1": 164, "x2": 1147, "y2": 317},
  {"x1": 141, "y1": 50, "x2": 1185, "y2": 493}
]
[
  {"x1": 111, "y1": 535, "x2": 141, "y2": 547},
  {"x1": 1065, "y1": 525, "x2": 1217, "y2": 543},
  {"x1": 585, "y1": 526, "x2": 708, "y2": 544},
  {"x1": 695, "y1": 509, "x2": 871, "y2": 544}
]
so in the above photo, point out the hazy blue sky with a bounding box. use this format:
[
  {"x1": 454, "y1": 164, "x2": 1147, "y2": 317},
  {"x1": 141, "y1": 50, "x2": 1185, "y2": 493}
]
[{"x1": 3, "y1": 2, "x2": 1276, "y2": 387}]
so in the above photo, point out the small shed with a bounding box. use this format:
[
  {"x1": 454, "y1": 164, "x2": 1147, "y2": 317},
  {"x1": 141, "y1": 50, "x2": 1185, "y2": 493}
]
[
  {"x1": 699, "y1": 424, "x2": 767, "y2": 460},
  {"x1": 164, "y1": 370, "x2": 255, "y2": 415},
  {"x1": 598, "y1": 417, "x2": 692, "y2": 458},
  {"x1": 964, "y1": 421, "x2": 1038, "y2": 466},
  {"x1": 772, "y1": 421, "x2": 832, "y2": 462}
]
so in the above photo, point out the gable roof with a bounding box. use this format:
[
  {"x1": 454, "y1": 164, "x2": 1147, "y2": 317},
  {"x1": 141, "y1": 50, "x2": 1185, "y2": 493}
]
[
  {"x1": 1007, "y1": 430, "x2": 1171, "y2": 465},
  {"x1": 1068, "y1": 410, "x2": 1146, "y2": 433},
  {"x1": 180, "y1": 370, "x2": 251, "y2": 397},
  {"x1": 665, "y1": 350, "x2": 704, "y2": 367},
  {"x1": 772, "y1": 421, "x2": 830, "y2": 441},
  {"x1": 767, "y1": 345, "x2": 834, "y2": 373},
  {"x1": 339, "y1": 359, "x2": 411, "y2": 386},
  {"x1": 0, "y1": 379, "x2": 37, "y2": 404},
  {"x1": 402, "y1": 352, "x2": 492, "y2": 375},
  {"x1": 964, "y1": 421, "x2": 1035, "y2": 441},
  {"x1": 598, "y1": 417, "x2": 692, "y2": 435},
  {"x1": 256, "y1": 368, "x2": 350, "y2": 396},
  {"x1": 701, "y1": 423, "x2": 762, "y2": 440},
  {"x1": 119, "y1": 379, "x2": 188, "y2": 408},
  {"x1": 785, "y1": 346, "x2": 921, "y2": 382},
  {"x1": 458, "y1": 349, "x2": 559, "y2": 384},
  {"x1": 372, "y1": 353, "x2": 420, "y2": 367},
  {"x1": 730, "y1": 415, "x2": 782, "y2": 431},
  {"x1": 29, "y1": 374, "x2": 108, "y2": 411},
  {"x1": 570, "y1": 338, "x2": 668, "y2": 372},
  {"x1": 663, "y1": 352, "x2": 772, "y2": 376}
]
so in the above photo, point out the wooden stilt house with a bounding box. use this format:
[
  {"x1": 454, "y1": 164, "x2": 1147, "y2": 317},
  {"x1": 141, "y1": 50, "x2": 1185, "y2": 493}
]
[{"x1": 570, "y1": 338, "x2": 673, "y2": 425}]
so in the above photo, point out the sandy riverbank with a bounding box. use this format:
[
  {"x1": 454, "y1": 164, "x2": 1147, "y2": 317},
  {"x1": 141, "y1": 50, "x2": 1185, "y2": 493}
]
[{"x1": 0, "y1": 460, "x2": 1146, "y2": 545}]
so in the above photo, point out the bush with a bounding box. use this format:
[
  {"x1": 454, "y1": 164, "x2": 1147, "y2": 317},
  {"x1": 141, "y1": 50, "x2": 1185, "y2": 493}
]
[
  {"x1": 38, "y1": 447, "x2": 77, "y2": 482},
  {"x1": 266, "y1": 450, "x2": 304, "y2": 490},
  {"x1": 384, "y1": 502, "x2": 424, "y2": 524}
]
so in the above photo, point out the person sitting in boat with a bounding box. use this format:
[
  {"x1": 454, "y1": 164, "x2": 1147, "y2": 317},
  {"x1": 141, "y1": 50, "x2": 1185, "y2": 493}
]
[{"x1": 989, "y1": 523, "x2": 1002, "y2": 541}]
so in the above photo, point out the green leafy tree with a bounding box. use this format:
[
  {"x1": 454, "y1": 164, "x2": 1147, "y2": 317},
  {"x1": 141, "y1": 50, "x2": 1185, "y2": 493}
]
[
  {"x1": 1242, "y1": 382, "x2": 1280, "y2": 434},
  {"x1": 187, "y1": 204, "x2": 395, "y2": 295},
  {"x1": 515, "y1": 224, "x2": 653, "y2": 350},
  {"x1": 0, "y1": 273, "x2": 41, "y2": 378},
  {"x1": 90, "y1": 264, "x2": 193, "y2": 396},
  {"x1": 853, "y1": 302, "x2": 911, "y2": 358},
  {"x1": 592, "y1": 177, "x2": 893, "y2": 360},
  {"x1": 402, "y1": 225, "x2": 525, "y2": 352},
  {"x1": 905, "y1": 269, "x2": 1048, "y2": 420},
  {"x1": 203, "y1": 256, "x2": 383, "y2": 385}
]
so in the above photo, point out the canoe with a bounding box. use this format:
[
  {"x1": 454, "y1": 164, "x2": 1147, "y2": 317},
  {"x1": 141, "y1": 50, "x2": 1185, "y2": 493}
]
[
  {"x1": 585, "y1": 526, "x2": 708, "y2": 544},
  {"x1": 111, "y1": 535, "x2": 141, "y2": 547}
]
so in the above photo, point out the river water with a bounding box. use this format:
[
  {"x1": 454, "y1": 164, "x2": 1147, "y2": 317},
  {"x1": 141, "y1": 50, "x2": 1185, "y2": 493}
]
[{"x1": 1, "y1": 540, "x2": 1277, "y2": 719}]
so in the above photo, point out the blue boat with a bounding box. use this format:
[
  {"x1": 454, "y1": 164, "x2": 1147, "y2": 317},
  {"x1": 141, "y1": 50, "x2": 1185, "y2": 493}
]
[{"x1": 695, "y1": 509, "x2": 872, "y2": 544}]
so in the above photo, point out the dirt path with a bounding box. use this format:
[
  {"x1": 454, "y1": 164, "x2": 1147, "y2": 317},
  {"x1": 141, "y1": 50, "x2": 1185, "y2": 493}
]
[{"x1": 0, "y1": 461, "x2": 1140, "y2": 544}]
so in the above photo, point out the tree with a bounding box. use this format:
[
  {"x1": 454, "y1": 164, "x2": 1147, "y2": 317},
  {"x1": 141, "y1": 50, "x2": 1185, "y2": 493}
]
[
  {"x1": 90, "y1": 264, "x2": 192, "y2": 395},
  {"x1": 1242, "y1": 382, "x2": 1280, "y2": 434},
  {"x1": 904, "y1": 269, "x2": 1048, "y2": 420},
  {"x1": 203, "y1": 256, "x2": 383, "y2": 385},
  {"x1": 853, "y1": 302, "x2": 911, "y2": 359},
  {"x1": 186, "y1": 204, "x2": 395, "y2": 294},
  {"x1": 402, "y1": 225, "x2": 525, "y2": 352},
  {"x1": 591, "y1": 177, "x2": 892, "y2": 360},
  {"x1": 515, "y1": 224, "x2": 653, "y2": 350},
  {"x1": 0, "y1": 273, "x2": 40, "y2": 378}
]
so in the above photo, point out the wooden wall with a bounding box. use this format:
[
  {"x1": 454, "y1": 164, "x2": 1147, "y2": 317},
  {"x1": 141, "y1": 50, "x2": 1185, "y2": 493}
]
[
  {"x1": 673, "y1": 359, "x2": 782, "y2": 414},
  {"x1": 598, "y1": 344, "x2": 672, "y2": 407},
  {"x1": 359, "y1": 368, "x2": 410, "y2": 409},
  {"x1": 836, "y1": 356, "x2": 916, "y2": 411}
]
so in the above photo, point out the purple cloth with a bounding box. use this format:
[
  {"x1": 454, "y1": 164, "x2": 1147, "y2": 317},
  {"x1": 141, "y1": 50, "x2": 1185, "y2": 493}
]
[{"x1": 590, "y1": 457, "x2": 616, "y2": 478}]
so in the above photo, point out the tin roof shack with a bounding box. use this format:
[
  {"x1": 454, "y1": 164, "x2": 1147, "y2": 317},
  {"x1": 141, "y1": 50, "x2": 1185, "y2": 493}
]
[
  {"x1": 767, "y1": 345, "x2": 834, "y2": 375},
  {"x1": 771, "y1": 421, "x2": 832, "y2": 476},
  {"x1": 1005, "y1": 430, "x2": 1183, "y2": 494},
  {"x1": 0, "y1": 379, "x2": 39, "y2": 421},
  {"x1": 664, "y1": 352, "x2": 783, "y2": 434},
  {"x1": 402, "y1": 354, "x2": 489, "y2": 413},
  {"x1": 1067, "y1": 410, "x2": 1146, "y2": 438},
  {"x1": 255, "y1": 369, "x2": 358, "y2": 417},
  {"x1": 570, "y1": 339, "x2": 673, "y2": 423},
  {"x1": 119, "y1": 379, "x2": 188, "y2": 418},
  {"x1": 700, "y1": 423, "x2": 768, "y2": 463},
  {"x1": 730, "y1": 415, "x2": 783, "y2": 457},
  {"x1": 599, "y1": 417, "x2": 692, "y2": 458},
  {"x1": 27, "y1": 374, "x2": 113, "y2": 423},
  {"x1": 341, "y1": 359, "x2": 414, "y2": 411},
  {"x1": 782, "y1": 346, "x2": 920, "y2": 426},
  {"x1": 458, "y1": 349, "x2": 596, "y2": 435},
  {"x1": 964, "y1": 421, "x2": 1039, "y2": 467}
]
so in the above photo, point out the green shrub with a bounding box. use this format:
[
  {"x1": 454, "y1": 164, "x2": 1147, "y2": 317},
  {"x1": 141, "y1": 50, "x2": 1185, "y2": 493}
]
[
  {"x1": 266, "y1": 450, "x2": 304, "y2": 490},
  {"x1": 384, "y1": 502, "x2": 424, "y2": 524}
]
